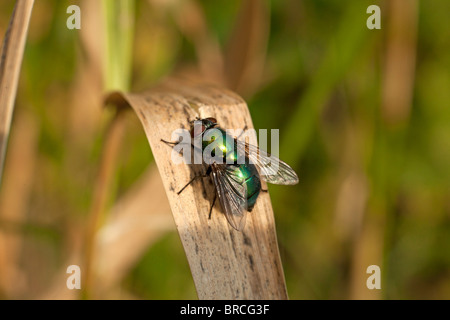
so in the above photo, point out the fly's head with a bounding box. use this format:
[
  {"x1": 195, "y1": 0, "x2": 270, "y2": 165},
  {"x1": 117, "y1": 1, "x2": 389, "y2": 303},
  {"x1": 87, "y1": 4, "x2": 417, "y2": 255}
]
[{"x1": 189, "y1": 117, "x2": 218, "y2": 140}]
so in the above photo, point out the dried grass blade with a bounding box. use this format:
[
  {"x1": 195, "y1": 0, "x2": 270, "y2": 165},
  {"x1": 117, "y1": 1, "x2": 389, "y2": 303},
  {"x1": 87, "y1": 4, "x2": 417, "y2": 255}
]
[
  {"x1": 0, "y1": 0, "x2": 35, "y2": 186},
  {"x1": 105, "y1": 78, "x2": 288, "y2": 299}
]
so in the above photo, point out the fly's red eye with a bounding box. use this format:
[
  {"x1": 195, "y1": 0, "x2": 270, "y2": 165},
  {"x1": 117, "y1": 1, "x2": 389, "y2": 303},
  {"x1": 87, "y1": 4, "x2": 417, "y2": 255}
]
[
  {"x1": 206, "y1": 117, "x2": 217, "y2": 124},
  {"x1": 191, "y1": 124, "x2": 206, "y2": 138}
]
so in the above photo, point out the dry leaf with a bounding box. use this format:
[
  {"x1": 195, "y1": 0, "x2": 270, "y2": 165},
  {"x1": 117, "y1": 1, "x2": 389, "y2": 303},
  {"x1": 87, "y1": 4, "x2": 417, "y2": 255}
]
[
  {"x1": 0, "y1": 0, "x2": 35, "y2": 185},
  {"x1": 105, "y1": 77, "x2": 288, "y2": 299}
]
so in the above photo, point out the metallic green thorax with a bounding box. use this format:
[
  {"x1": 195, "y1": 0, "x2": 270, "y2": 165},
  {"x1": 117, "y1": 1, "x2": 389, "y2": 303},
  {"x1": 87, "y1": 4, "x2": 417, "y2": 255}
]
[{"x1": 202, "y1": 127, "x2": 261, "y2": 210}]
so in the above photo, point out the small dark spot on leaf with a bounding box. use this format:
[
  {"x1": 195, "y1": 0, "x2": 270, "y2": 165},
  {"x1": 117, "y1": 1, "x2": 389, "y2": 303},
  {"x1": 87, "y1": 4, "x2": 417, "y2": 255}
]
[
  {"x1": 243, "y1": 234, "x2": 251, "y2": 246},
  {"x1": 200, "y1": 260, "x2": 205, "y2": 272},
  {"x1": 248, "y1": 254, "x2": 254, "y2": 271}
]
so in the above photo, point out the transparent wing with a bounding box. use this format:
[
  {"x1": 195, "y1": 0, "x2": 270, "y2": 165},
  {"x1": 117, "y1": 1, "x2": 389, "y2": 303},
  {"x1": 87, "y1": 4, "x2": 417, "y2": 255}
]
[
  {"x1": 234, "y1": 139, "x2": 299, "y2": 185},
  {"x1": 211, "y1": 163, "x2": 248, "y2": 231}
]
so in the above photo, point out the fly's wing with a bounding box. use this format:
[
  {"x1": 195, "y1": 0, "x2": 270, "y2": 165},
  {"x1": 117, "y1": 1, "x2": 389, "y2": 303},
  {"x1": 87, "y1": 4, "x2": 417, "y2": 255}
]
[
  {"x1": 211, "y1": 163, "x2": 248, "y2": 231},
  {"x1": 234, "y1": 139, "x2": 299, "y2": 185}
]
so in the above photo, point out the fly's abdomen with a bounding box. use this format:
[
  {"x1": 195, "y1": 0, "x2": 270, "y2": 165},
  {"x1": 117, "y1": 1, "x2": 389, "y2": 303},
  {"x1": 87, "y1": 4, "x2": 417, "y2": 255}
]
[
  {"x1": 228, "y1": 164, "x2": 261, "y2": 210},
  {"x1": 242, "y1": 164, "x2": 261, "y2": 210}
]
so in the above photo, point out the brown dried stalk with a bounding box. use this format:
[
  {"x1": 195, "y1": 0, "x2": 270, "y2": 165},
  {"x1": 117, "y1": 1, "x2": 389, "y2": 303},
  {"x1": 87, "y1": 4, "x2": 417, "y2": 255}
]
[
  {"x1": 382, "y1": 0, "x2": 418, "y2": 125},
  {"x1": 82, "y1": 108, "x2": 127, "y2": 299},
  {"x1": 105, "y1": 78, "x2": 288, "y2": 299},
  {"x1": 0, "y1": 0, "x2": 35, "y2": 186}
]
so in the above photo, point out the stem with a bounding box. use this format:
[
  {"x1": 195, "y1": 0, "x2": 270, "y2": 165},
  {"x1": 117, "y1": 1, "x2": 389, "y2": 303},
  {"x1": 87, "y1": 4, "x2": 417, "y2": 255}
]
[
  {"x1": 82, "y1": 0, "x2": 135, "y2": 298},
  {"x1": 82, "y1": 108, "x2": 126, "y2": 299},
  {"x1": 0, "y1": 0, "x2": 35, "y2": 187}
]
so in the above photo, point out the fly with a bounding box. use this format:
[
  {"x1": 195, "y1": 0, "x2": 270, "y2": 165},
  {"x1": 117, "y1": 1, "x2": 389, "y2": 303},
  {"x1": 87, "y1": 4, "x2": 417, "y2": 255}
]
[{"x1": 162, "y1": 117, "x2": 298, "y2": 231}]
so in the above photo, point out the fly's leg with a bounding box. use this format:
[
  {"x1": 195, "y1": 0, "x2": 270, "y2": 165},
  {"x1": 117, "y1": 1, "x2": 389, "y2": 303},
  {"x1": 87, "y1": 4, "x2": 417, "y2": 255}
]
[
  {"x1": 161, "y1": 139, "x2": 194, "y2": 158},
  {"x1": 161, "y1": 139, "x2": 202, "y2": 153},
  {"x1": 177, "y1": 175, "x2": 203, "y2": 195},
  {"x1": 208, "y1": 192, "x2": 217, "y2": 219},
  {"x1": 261, "y1": 186, "x2": 268, "y2": 193},
  {"x1": 161, "y1": 139, "x2": 179, "y2": 146},
  {"x1": 161, "y1": 138, "x2": 193, "y2": 147},
  {"x1": 177, "y1": 166, "x2": 212, "y2": 195}
]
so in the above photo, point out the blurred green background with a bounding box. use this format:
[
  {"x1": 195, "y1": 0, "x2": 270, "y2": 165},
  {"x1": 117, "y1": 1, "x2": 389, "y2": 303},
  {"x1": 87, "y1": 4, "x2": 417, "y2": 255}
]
[{"x1": 1, "y1": 0, "x2": 450, "y2": 299}]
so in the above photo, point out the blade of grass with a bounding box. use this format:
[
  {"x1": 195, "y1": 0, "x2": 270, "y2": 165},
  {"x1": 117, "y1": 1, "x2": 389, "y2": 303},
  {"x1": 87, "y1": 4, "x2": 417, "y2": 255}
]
[
  {"x1": 104, "y1": 77, "x2": 289, "y2": 299},
  {"x1": 382, "y1": 0, "x2": 418, "y2": 125},
  {"x1": 102, "y1": 0, "x2": 135, "y2": 92},
  {"x1": 0, "y1": 0, "x2": 35, "y2": 187},
  {"x1": 82, "y1": 108, "x2": 127, "y2": 299},
  {"x1": 82, "y1": 0, "x2": 135, "y2": 299}
]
